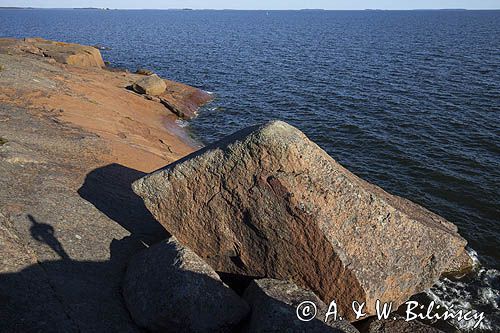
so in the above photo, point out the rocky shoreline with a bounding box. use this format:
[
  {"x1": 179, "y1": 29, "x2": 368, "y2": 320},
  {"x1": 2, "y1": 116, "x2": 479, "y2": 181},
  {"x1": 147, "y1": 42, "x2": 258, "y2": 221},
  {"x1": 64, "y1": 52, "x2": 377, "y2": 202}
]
[
  {"x1": 0, "y1": 39, "x2": 474, "y2": 332},
  {"x1": 0, "y1": 37, "x2": 212, "y2": 171},
  {"x1": 0, "y1": 38, "x2": 212, "y2": 332}
]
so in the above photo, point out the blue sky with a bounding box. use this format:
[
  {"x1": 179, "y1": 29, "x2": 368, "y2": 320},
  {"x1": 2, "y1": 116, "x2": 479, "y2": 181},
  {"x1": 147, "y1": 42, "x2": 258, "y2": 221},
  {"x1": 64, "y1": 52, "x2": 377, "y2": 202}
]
[{"x1": 1, "y1": 1, "x2": 499, "y2": 10}]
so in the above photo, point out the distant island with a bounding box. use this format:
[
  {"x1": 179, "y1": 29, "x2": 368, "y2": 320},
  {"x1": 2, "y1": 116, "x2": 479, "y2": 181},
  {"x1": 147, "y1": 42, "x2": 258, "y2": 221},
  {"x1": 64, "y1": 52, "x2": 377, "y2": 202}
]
[{"x1": 0, "y1": 7, "x2": 34, "y2": 9}]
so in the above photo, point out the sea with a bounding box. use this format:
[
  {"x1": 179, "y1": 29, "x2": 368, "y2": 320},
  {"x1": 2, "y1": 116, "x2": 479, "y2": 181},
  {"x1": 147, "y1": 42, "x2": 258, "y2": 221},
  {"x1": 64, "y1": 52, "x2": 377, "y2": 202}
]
[{"x1": 0, "y1": 8, "x2": 498, "y2": 331}]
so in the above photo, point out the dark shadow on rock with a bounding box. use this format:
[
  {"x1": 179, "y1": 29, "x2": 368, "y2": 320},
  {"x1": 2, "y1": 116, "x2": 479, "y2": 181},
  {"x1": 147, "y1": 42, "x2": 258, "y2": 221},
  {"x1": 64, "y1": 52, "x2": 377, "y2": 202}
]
[
  {"x1": 1, "y1": 163, "x2": 172, "y2": 330},
  {"x1": 123, "y1": 239, "x2": 251, "y2": 332},
  {"x1": 1, "y1": 218, "x2": 253, "y2": 332},
  {"x1": 0, "y1": 163, "x2": 174, "y2": 330},
  {"x1": 218, "y1": 272, "x2": 257, "y2": 296},
  {"x1": 241, "y1": 296, "x2": 350, "y2": 333},
  {"x1": 78, "y1": 163, "x2": 169, "y2": 245},
  {"x1": 29, "y1": 214, "x2": 70, "y2": 260},
  {"x1": 0, "y1": 231, "x2": 146, "y2": 332}
]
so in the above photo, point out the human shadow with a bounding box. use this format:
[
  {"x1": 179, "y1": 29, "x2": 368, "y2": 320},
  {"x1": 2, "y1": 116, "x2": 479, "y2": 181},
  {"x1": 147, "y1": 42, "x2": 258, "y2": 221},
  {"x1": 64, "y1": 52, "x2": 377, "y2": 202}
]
[
  {"x1": 0, "y1": 230, "x2": 146, "y2": 332},
  {"x1": 77, "y1": 163, "x2": 169, "y2": 245},
  {"x1": 28, "y1": 214, "x2": 70, "y2": 260},
  {"x1": 1, "y1": 163, "x2": 173, "y2": 332}
]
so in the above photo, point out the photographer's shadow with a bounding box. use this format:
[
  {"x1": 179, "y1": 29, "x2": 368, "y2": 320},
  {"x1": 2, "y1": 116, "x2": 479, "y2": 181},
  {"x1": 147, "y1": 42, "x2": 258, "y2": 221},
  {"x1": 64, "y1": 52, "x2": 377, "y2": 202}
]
[
  {"x1": 0, "y1": 213, "x2": 146, "y2": 332},
  {"x1": 28, "y1": 214, "x2": 70, "y2": 260}
]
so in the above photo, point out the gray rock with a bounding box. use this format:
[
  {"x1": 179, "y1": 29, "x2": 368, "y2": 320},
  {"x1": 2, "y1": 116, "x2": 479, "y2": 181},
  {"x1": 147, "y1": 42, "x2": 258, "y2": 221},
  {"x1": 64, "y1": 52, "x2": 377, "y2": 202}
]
[
  {"x1": 132, "y1": 120, "x2": 471, "y2": 320},
  {"x1": 123, "y1": 237, "x2": 249, "y2": 332},
  {"x1": 242, "y1": 278, "x2": 359, "y2": 333},
  {"x1": 135, "y1": 68, "x2": 154, "y2": 76},
  {"x1": 360, "y1": 315, "x2": 444, "y2": 333},
  {"x1": 131, "y1": 74, "x2": 166, "y2": 96}
]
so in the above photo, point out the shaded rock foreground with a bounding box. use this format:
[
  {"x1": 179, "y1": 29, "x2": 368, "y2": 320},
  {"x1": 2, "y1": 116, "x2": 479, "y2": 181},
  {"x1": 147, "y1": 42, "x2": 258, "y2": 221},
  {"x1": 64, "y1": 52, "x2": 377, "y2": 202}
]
[
  {"x1": 124, "y1": 237, "x2": 249, "y2": 332},
  {"x1": 123, "y1": 237, "x2": 361, "y2": 332},
  {"x1": 242, "y1": 278, "x2": 359, "y2": 332},
  {"x1": 133, "y1": 120, "x2": 472, "y2": 321}
]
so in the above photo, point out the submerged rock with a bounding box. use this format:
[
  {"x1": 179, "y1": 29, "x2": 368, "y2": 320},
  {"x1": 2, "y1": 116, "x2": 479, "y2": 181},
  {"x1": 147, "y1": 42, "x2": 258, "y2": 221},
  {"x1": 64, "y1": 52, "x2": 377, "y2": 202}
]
[
  {"x1": 132, "y1": 120, "x2": 471, "y2": 320},
  {"x1": 123, "y1": 237, "x2": 249, "y2": 332},
  {"x1": 132, "y1": 74, "x2": 166, "y2": 96},
  {"x1": 243, "y1": 278, "x2": 359, "y2": 332},
  {"x1": 92, "y1": 44, "x2": 111, "y2": 51}
]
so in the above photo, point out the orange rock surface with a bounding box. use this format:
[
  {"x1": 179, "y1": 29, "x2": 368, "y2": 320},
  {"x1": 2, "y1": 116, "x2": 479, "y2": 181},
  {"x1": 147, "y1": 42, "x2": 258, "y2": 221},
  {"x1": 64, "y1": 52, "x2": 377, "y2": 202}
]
[{"x1": 0, "y1": 37, "x2": 212, "y2": 172}]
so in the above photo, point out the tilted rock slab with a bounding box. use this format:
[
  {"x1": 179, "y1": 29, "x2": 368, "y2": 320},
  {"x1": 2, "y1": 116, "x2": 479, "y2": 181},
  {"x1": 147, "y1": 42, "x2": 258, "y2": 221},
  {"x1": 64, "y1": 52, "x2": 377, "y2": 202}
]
[
  {"x1": 158, "y1": 80, "x2": 213, "y2": 119},
  {"x1": 243, "y1": 278, "x2": 359, "y2": 332},
  {"x1": 123, "y1": 237, "x2": 249, "y2": 332},
  {"x1": 23, "y1": 38, "x2": 105, "y2": 68},
  {"x1": 133, "y1": 120, "x2": 471, "y2": 320}
]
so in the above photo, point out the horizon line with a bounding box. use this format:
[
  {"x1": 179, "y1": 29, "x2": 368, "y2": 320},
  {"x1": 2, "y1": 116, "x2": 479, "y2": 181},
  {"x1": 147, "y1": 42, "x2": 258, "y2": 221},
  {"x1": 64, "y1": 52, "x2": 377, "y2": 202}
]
[{"x1": 1, "y1": 7, "x2": 500, "y2": 11}]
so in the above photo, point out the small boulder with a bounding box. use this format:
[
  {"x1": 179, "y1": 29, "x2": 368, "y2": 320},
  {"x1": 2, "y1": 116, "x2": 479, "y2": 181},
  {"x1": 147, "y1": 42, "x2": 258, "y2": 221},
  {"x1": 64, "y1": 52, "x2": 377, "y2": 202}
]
[
  {"x1": 242, "y1": 278, "x2": 359, "y2": 332},
  {"x1": 133, "y1": 121, "x2": 471, "y2": 320},
  {"x1": 123, "y1": 237, "x2": 249, "y2": 332},
  {"x1": 132, "y1": 74, "x2": 166, "y2": 96}
]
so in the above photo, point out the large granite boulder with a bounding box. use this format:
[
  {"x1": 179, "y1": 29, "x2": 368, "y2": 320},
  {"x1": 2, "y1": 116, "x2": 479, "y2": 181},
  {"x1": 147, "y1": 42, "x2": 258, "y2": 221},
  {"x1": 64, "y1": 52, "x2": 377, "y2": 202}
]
[
  {"x1": 132, "y1": 120, "x2": 471, "y2": 320},
  {"x1": 132, "y1": 74, "x2": 167, "y2": 96},
  {"x1": 123, "y1": 237, "x2": 249, "y2": 332},
  {"x1": 242, "y1": 278, "x2": 359, "y2": 332}
]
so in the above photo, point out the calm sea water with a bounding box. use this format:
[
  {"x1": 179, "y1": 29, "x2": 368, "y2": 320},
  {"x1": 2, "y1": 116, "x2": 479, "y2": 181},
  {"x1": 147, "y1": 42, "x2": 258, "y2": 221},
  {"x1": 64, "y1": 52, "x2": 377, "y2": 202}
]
[{"x1": 1, "y1": 9, "x2": 499, "y2": 331}]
